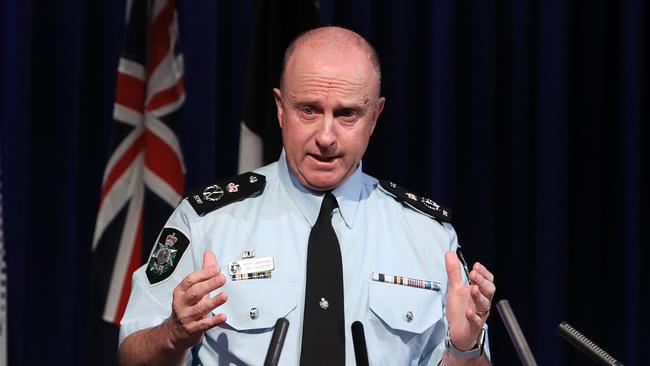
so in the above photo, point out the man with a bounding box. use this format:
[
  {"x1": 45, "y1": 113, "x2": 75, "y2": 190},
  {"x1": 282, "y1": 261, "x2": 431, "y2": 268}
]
[{"x1": 119, "y1": 26, "x2": 495, "y2": 365}]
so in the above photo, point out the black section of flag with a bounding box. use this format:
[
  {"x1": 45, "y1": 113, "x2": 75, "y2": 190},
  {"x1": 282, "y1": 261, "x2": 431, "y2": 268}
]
[
  {"x1": 241, "y1": 0, "x2": 321, "y2": 164},
  {"x1": 122, "y1": 0, "x2": 148, "y2": 65}
]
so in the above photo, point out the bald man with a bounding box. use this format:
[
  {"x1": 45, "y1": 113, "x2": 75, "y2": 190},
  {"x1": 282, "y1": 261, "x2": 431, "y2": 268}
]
[{"x1": 119, "y1": 26, "x2": 494, "y2": 366}]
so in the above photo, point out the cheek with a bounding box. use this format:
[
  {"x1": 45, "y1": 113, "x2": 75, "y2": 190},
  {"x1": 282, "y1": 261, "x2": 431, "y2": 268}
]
[
  {"x1": 345, "y1": 129, "x2": 372, "y2": 154},
  {"x1": 282, "y1": 121, "x2": 311, "y2": 150}
]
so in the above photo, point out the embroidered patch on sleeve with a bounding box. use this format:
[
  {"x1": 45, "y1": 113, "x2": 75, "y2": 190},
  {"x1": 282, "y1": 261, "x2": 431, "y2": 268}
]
[{"x1": 146, "y1": 228, "x2": 190, "y2": 285}]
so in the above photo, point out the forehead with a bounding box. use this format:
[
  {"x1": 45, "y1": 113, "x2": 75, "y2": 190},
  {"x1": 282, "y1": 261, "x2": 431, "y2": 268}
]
[{"x1": 284, "y1": 43, "x2": 379, "y2": 102}]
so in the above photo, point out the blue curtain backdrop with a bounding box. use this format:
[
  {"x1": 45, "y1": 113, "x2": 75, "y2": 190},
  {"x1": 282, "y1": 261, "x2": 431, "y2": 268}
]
[{"x1": 1, "y1": 0, "x2": 648, "y2": 365}]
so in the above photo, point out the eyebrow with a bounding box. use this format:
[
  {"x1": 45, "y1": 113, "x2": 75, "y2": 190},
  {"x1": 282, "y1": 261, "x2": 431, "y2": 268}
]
[
  {"x1": 294, "y1": 98, "x2": 370, "y2": 109},
  {"x1": 286, "y1": 92, "x2": 375, "y2": 111}
]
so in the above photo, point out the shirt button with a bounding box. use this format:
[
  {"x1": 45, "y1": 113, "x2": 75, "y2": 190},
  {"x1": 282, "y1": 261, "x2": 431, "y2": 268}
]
[
  {"x1": 319, "y1": 297, "x2": 329, "y2": 310},
  {"x1": 405, "y1": 311, "x2": 414, "y2": 322},
  {"x1": 250, "y1": 307, "x2": 259, "y2": 319}
]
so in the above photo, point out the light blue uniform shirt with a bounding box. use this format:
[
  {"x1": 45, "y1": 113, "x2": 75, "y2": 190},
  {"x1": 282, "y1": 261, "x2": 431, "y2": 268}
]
[{"x1": 120, "y1": 152, "x2": 489, "y2": 365}]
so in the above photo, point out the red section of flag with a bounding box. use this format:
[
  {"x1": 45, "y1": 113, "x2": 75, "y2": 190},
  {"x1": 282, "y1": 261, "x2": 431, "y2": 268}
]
[
  {"x1": 100, "y1": 132, "x2": 145, "y2": 204},
  {"x1": 147, "y1": 1, "x2": 174, "y2": 78},
  {"x1": 115, "y1": 73, "x2": 146, "y2": 114},
  {"x1": 147, "y1": 76, "x2": 185, "y2": 111},
  {"x1": 145, "y1": 128, "x2": 184, "y2": 196}
]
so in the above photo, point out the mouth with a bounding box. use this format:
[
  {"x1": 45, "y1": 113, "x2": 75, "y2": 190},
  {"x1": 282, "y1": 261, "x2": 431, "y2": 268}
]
[{"x1": 309, "y1": 153, "x2": 339, "y2": 163}]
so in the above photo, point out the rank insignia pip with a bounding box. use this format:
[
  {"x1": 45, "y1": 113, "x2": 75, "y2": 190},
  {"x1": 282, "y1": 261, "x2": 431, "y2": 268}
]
[
  {"x1": 379, "y1": 180, "x2": 452, "y2": 223},
  {"x1": 185, "y1": 172, "x2": 266, "y2": 216},
  {"x1": 146, "y1": 228, "x2": 190, "y2": 284}
]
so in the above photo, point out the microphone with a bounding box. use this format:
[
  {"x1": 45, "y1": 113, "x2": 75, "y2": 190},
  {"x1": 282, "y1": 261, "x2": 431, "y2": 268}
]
[
  {"x1": 351, "y1": 321, "x2": 369, "y2": 366},
  {"x1": 263, "y1": 318, "x2": 290, "y2": 366},
  {"x1": 495, "y1": 299, "x2": 538, "y2": 366},
  {"x1": 557, "y1": 321, "x2": 623, "y2": 366}
]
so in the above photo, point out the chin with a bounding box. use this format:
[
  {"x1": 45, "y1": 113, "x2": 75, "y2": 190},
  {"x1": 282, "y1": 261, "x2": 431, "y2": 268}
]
[{"x1": 303, "y1": 174, "x2": 343, "y2": 191}]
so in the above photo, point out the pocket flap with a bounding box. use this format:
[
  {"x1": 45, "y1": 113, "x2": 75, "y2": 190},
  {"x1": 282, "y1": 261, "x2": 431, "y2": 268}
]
[
  {"x1": 368, "y1": 281, "x2": 442, "y2": 333},
  {"x1": 214, "y1": 281, "x2": 296, "y2": 331}
]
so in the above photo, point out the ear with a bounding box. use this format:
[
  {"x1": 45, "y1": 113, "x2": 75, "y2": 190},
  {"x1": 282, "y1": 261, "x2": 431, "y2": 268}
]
[
  {"x1": 273, "y1": 88, "x2": 284, "y2": 128},
  {"x1": 369, "y1": 96, "x2": 385, "y2": 135}
]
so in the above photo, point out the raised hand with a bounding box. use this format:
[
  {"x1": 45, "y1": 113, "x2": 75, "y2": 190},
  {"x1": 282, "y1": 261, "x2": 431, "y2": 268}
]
[
  {"x1": 164, "y1": 250, "x2": 228, "y2": 349},
  {"x1": 444, "y1": 251, "x2": 495, "y2": 350}
]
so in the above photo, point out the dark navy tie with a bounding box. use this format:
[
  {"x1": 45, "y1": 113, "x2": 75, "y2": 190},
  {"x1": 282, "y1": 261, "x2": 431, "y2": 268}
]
[{"x1": 300, "y1": 192, "x2": 345, "y2": 365}]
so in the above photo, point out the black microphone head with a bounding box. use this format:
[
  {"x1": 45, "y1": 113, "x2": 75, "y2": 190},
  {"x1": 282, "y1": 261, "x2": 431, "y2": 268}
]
[
  {"x1": 264, "y1": 318, "x2": 290, "y2": 366},
  {"x1": 274, "y1": 317, "x2": 289, "y2": 333},
  {"x1": 351, "y1": 321, "x2": 369, "y2": 366},
  {"x1": 352, "y1": 321, "x2": 363, "y2": 335},
  {"x1": 557, "y1": 321, "x2": 623, "y2": 366}
]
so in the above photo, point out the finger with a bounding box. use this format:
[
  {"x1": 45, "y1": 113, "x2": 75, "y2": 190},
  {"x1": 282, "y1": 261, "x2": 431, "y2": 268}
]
[
  {"x1": 445, "y1": 251, "x2": 464, "y2": 288},
  {"x1": 473, "y1": 262, "x2": 494, "y2": 282},
  {"x1": 203, "y1": 250, "x2": 217, "y2": 269},
  {"x1": 464, "y1": 308, "x2": 484, "y2": 333},
  {"x1": 186, "y1": 313, "x2": 227, "y2": 333},
  {"x1": 178, "y1": 265, "x2": 221, "y2": 292},
  {"x1": 470, "y1": 285, "x2": 491, "y2": 313},
  {"x1": 197, "y1": 313, "x2": 227, "y2": 332},
  {"x1": 192, "y1": 291, "x2": 228, "y2": 318},
  {"x1": 469, "y1": 271, "x2": 496, "y2": 300},
  {"x1": 183, "y1": 273, "x2": 227, "y2": 305}
]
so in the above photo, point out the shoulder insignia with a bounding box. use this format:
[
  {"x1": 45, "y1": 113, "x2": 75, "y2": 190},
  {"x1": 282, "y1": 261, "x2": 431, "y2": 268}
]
[
  {"x1": 146, "y1": 228, "x2": 190, "y2": 284},
  {"x1": 378, "y1": 180, "x2": 452, "y2": 223},
  {"x1": 185, "y1": 172, "x2": 266, "y2": 216}
]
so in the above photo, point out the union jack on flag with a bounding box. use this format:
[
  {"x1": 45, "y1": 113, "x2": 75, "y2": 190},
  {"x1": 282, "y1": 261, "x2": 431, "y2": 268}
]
[{"x1": 92, "y1": 0, "x2": 185, "y2": 325}]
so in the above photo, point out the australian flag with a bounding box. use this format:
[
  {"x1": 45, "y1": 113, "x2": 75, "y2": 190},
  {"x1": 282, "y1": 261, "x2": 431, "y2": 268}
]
[{"x1": 90, "y1": 0, "x2": 185, "y2": 362}]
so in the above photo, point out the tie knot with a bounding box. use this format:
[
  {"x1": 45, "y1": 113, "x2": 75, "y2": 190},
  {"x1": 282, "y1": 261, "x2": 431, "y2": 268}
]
[{"x1": 319, "y1": 192, "x2": 338, "y2": 218}]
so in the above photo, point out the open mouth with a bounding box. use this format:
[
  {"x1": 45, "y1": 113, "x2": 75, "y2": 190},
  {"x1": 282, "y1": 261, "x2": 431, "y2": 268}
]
[{"x1": 310, "y1": 154, "x2": 338, "y2": 163}]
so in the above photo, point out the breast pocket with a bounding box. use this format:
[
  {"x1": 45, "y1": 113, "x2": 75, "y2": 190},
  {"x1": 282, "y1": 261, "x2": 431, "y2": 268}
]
[
  {"x1": 368, "y1": 281, "x2": 442, "y2": 334},
  {"x1": 213, "y1": 280, "x2": 297, "y2": 331}
]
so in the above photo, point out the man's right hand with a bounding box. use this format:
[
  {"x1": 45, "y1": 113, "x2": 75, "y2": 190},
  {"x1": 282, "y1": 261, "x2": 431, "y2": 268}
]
[
  {"x1": 118, "y1": 250, "x2": 228, "y2": 365},
  {"x1": 163, "y1": 250, "x2": 228, "y2": 349}
]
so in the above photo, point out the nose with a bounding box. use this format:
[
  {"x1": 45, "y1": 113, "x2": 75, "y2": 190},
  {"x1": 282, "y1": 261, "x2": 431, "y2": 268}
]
[{"x1": 315, "y1": 115, "x2": 336, "y2": 151}]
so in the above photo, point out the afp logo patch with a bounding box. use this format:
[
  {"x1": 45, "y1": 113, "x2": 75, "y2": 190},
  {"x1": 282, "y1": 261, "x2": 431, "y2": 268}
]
[{"x1": 146, "y1": 228, "x2": 190, "y2": 285}]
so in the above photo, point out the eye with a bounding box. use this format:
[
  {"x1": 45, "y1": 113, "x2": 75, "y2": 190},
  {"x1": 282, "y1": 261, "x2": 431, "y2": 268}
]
[
  {"x1": 337, "y1": 109, "x2": 359, "y2": 123},
  {"x1": 302, "y1": 106, "x2": 314, "y2": 115},
  {"x1": 298, "y1": 105, "x2": 319, "y2": 120},
  {"x1": 341, "y1": 109, "x2": 356, "y2": 118}
]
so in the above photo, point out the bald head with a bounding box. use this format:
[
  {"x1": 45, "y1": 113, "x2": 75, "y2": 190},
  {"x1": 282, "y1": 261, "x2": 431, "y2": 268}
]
[{"x1": 280, "y1": 26, "x2": 382, "y2": 97}]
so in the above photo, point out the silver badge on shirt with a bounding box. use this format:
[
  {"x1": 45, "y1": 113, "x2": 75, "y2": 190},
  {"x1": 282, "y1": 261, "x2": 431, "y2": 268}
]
[{"x1": 228, "y1": 254, "x2": 274, "y2": 281}]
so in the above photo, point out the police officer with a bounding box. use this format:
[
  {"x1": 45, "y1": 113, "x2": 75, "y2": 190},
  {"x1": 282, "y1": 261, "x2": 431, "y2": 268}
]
[{"x1": 118, "y1": 26, "x2": 495, "y2": 365}]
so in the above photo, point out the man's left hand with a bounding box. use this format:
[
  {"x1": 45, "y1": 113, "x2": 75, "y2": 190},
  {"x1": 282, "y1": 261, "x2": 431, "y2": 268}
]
[{"x1": 444, "y1": 251, "x2": 495, "y2": 350}]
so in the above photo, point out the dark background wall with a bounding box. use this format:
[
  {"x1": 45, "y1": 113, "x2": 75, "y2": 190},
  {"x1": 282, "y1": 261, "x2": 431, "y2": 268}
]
[{"x1": 1, "y1": 0, "x2": 648, "y2": 365}]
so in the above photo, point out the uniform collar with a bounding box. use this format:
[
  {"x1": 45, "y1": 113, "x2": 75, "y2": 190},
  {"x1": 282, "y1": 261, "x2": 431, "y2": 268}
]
[{"x1": 278, "y1": 150, "x2": 363, "y2": 229}]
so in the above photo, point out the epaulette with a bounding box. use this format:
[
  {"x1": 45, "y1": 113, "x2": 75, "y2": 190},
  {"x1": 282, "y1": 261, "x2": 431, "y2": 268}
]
[
  {"x1": 185, "y1": 172, "x2": 266, "y2": 216},
  {"x1": 378, "y1": 180, "x2": 451, "y2": 223}
]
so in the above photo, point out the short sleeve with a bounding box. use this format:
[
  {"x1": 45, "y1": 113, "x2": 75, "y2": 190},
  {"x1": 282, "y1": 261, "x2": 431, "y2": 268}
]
[{"x1": 119, "y1": 200, "x2": 199, "y2": 343}]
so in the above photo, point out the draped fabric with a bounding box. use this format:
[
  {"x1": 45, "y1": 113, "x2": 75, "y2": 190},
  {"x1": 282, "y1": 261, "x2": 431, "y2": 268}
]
[
  {"x1": 1, "y1": 0, "x2": 647, "y2": 365},
  {"x1": 92, "y1": 0, "x2": 187, "y2": 328}
]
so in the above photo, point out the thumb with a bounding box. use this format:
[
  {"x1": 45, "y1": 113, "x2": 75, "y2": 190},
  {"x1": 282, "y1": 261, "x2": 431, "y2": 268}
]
[
  {"x1": 203, "y1": 250, "x2": 217, "y2": 270},
  {"x1": 445, "y1": 251, "x2": 463, "y2": 288}
]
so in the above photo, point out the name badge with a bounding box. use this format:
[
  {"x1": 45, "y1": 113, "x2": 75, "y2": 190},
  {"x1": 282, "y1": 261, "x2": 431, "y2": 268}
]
[{"x1": 228, "y1": 256, "x2": 274, "y2": 276}]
